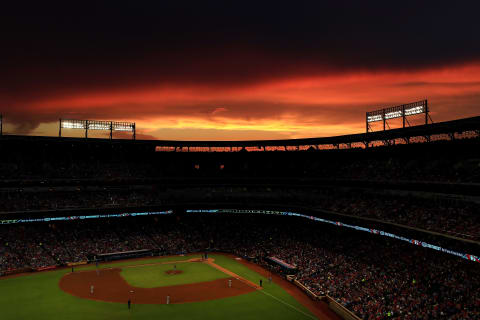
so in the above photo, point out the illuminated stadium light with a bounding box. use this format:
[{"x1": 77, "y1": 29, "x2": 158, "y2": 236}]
[
  {"x1": 62, "y1": 119, "x2": 86, "y2": 129},
  {"x1": 88, "y1": 120, "x2": 110, "y2": 130},
  {"x1": 112, "y1": 122, "x2": 136, "y2": 132},
  {"x1": 59, "y1": 119, "x2": 136, "y2": 139},
  {"x1": 384, "y1": 110, "x2": 403, "y2": 120},
  {"x1": 367, "y1": 114, "x2": 383, "y2": 122},
  {"x1": 404, "y1": 105, "x2": 425, "y2": 116},
  {"x1": 366, "y1": 100, "x2": 431, "y2": 133}
]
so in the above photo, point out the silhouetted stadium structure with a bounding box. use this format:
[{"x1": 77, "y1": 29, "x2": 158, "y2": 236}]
[{"x1": 1, "y1": 113, "x2": 479, "y2": 319}]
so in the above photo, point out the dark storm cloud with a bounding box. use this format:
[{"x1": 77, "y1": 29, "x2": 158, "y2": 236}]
[{"x1": 1, "y1": 1, "x2": 480, "y2": 103}]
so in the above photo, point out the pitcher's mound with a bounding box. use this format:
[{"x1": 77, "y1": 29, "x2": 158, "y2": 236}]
[{"x1": 165, "y1": 270, "x2": 183, "y2": 275}]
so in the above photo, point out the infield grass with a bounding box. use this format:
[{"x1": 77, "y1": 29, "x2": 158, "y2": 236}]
[{"x1": 120, "y1": 261, "x2": 230, "y2": 287}]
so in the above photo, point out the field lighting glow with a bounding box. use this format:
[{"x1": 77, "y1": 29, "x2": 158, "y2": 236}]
[
  {"x1": 113, "y1": 123, "x2": 135, "y2": 131},
  {"x1": 59, "y1": 119, "x2": 136, "y2": 139},
  {"x1": 62, "y1": 121, "x2": 86, "y2": 129},
  {"x1": 88, "y1": 122, "x2": 111, "y2": 130},
  {"x1": 404, "y1": 106, "x2": 425, "y2": 116},
  {"x1": 366, "y1": 100, "x2": 427, "y2": 123},
  {"x1": 384, "y1": 110, "x2": 403, "y2": 120},
  {"x1": 367, "y1": 114, "x2": 383, "y2": 122}
]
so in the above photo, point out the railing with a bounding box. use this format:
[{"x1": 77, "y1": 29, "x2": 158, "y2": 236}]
[
  {"x1": 324, "y1": 295, "x2": 362, "y2": 320},
  {"x1": 293, "y1": 279, "x2": 320, "y2": 300},
  {"x1": 288, "y1": 276, "x2": 361, "y2": 320}
]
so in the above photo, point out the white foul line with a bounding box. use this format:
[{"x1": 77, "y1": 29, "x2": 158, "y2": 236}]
[{"x1": 259, "y1": 289, "x2": 318, "y2": 320}]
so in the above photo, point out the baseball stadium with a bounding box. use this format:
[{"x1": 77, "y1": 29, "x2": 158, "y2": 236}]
[{"x1": 0, "y1": 108, "x2": 479, "y2": 320}]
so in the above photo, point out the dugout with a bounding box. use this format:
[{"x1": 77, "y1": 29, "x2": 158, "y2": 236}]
[{"x1": 266, "y1": 256, "x2": 298, "y2": 275}]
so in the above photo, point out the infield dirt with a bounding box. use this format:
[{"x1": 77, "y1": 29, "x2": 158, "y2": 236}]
[{"x1": 59, "y1": 267, "x2": 255, "y2": 304}]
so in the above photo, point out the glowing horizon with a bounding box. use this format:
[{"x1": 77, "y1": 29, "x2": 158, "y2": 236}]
[{"x1": 2, "y1": 3, "x2": 480, "y2": 140}]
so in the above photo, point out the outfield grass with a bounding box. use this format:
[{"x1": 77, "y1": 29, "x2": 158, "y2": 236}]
[
  {"x1": 120, "y1": 261, "x2": 230, "y2": 287},
  {"x1": 211, "y1": 254, "x2": 314, "y2": 318},
  {"x1": 0, "y1": 254, "x2": 317, "y2": 320}
]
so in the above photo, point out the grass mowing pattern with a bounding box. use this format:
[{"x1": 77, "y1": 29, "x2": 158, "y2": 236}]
[
  {"x1": 120, "y1": 261, "x2": 230, "y2": 288},
  {"x1": 0, "y1": 254, "x2": 317, "y2": 320}
]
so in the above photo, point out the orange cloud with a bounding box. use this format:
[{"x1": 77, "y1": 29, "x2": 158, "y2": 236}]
[{"x1": 3, "y1": 63, "x2": 480, "y2": 140}]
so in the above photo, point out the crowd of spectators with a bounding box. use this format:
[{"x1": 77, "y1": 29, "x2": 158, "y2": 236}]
[
  {"x1": 1, "y1": 185, "x2": 478, "y2": 242},
  {"x1": 1, "y1": 213, "x2": 478, "y2": 319},
  {"x1": 0, "y1": 225, "x2": 57, "y2": 269},
  {"x1": 316, "y1": 191, "x2": 480, "y2": 241},
  {"x1": 0, "y1": 189, "x2": 159, "y2": 212}
]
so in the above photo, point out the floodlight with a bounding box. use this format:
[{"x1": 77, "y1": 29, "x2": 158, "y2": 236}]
[
  {"x1": 366, "y1": 100, "x2": 430, "y2": 133},
  {"x1": 59, "y1": 119, "x2": 136, "y2": 139}
]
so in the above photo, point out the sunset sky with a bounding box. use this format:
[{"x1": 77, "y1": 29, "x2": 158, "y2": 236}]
[{"x1": 1, "y1": 2, "x2": 480, "y2": 140}]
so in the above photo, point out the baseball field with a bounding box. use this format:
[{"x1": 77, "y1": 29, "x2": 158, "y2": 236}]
[{"x1": 0, "y1": 253, "x2": 338, "y2": 320}]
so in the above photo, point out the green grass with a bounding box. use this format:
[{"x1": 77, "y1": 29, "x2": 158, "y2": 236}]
[
  {"x1": 120, "y1": 261, "x2": 230, "y2": 288},
  {"x1": 0, "y1": 254, "x2": 317, "y2": 320},
  {"x1": 210, "y1": 254, "x2": 314, "y2": 318}
]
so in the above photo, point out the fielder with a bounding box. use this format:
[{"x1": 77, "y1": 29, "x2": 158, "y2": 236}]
[{"x1": 90, "y1": 285, "x2": 94, "y2": 294}]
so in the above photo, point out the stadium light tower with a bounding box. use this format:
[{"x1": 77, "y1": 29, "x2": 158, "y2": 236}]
[
  {"x1": 59, "y1": 119, "x2": 136, "y2": 140},
  {"x1": 366, "y1": 100, "x2": 432, "y2": 133},
  {"x1": 0, "y1": 114, "x2": 2, "y2": 136}
]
